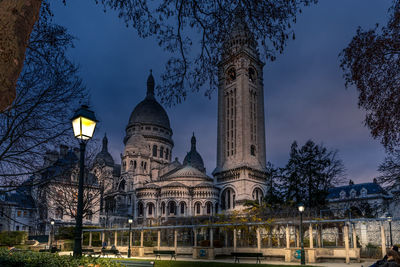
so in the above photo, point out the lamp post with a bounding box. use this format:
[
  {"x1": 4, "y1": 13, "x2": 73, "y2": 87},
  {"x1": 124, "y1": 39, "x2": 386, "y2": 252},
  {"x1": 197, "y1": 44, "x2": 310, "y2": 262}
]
[
  {"x1": 298, "y1": 203, "x2": 305, "y2": 265},
  {"x1": 50, "y1": 220, "x2": 55, "y2": 250},
  {"x1": 128, "y1": 218, "x2": 133, "y2": 258},
  {"x1": 71, "y1": 105, "x2": 97, "y2": 257},
  {"x1": 387, "y1": 213, "x2": 393, "y2": 247}
]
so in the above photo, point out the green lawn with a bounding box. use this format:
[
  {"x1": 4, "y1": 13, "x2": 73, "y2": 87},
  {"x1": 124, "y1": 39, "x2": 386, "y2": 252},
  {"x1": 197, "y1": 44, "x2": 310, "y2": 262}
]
[{"x1": 117, "y1": 259, "x2": 316, "y2": 267}]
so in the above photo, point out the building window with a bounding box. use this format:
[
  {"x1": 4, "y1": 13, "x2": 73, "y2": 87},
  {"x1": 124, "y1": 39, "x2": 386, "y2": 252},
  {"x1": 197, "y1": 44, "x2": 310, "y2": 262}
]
[
  {"x1": 55, "y1": 207, "x2": 63, "y2": 219},
  {"x1": 340, "y1": 191, "x2": 346, "y2": 199},
  {"x1": 134, "y1": 160, "x2": 137, "y2": 169},
  {"x1": 227, "y1": 67, "x2": 236, "y2": 82},
  {"x1": 153, "y1": 145, "x2": 157, "y2": 157},
  {"x1": 252, "y1": 188, "x2": 263, "y2": 203},
  {"x1": 249, "y1": 67, "x2": 256, "y2": 82},
  {"x1": 148, "y1": 203, "x2": 153, "y2": 215},
  {"x1": 16, "y1": 225, "x2": 19, "y2": 231},
  {"x1": 221, "y1": 188, "x2": 236, "y2": 210},
  {"x1": 86, "y1": 210, "x2": 93, "y2": 221},
  {"x1": 169, "y1": 202, "x2": 176, "y2": 215},
  {"x1": 180, "y1": 202, "x2": 185, "y2": 215},
  {"x1": 138, "y1": 202, "x2": 144, "y2": 217},
  {"x1": 361, "y1": 188, "x2": 367, "y2": 198},
  {"x1": 250, "y1": 145, "x2": 256, "y2": 156},
  {"x1": 206, "y1": 202, "x2": 212, "y2": 215},
  {"x1": 165, "y1": 148, "x2": 169, "y2": 160},
  {"x1": 195, "y1": 203, "x2": 201, "y2": 215},
  {"x1": 160, "y1": 147, "x2": 164, "y2": 158},
  {"x1": 144, "y1": 162, "x2": 147, "y2": 170},
  {"x1": 23, "y1": 211, "x2": 28, "y2": 217},
  {"x1": 17, "y1": 210, "x2": 21, "y2": 217},
  {"x1": 161, "y1": 202, "x2": 166, "y2": 215}
]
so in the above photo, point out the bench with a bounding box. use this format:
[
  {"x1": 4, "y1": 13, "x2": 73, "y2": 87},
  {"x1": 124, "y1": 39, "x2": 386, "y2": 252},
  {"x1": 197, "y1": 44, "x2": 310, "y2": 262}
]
[
  {"x1": 39, "y1": 246, "x2": 61, "y2": 253},
  {"x1": 101, "y1": 248, "x2": 121, "y2": 257},
  {"x1": 82, "y1": 248, "x2": 98, "y2": 256},
  {"x1": 153, "y1": 250, "x2": 176, "y2": 260},
  {"x1": 231, "y1": 252, "x2": 263, "y2": 264},
  {"x1": 112, "y1": 260, "x2": 154, "y2": 267}
]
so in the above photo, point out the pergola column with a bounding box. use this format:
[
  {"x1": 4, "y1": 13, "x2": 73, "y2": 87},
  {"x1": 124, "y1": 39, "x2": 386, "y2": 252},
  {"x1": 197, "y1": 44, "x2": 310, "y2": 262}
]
[
  {"x1": 193, "y1": 228, "x2": 197, "y2": 246},
  {"x1": 256, "y1": 227, "x2": 261, "y2": 251},
  {"x1": 114, "y1": 231, "x2": 118, "y2": 246},
  {"x1": 309, "y1": 224, "x2": 314, "y2": 248},
  {"x1": 89, "y1": 232, "x2": 92, "y2": 247},
  {"x1": 233, "y1": 228, "x2": 237, "y2": 252},
  {"x1": 174, "y1": 229, "x2": 178, "y2": 251},
  {"x1": 101, "y1": 231, "x2": 105, "y2": 244},
  {"x1": 210, "y1": 228, "x2": 214, "y2": 248},
  {"x1": 157, "y1": 230, "x2": 161, "y2": 249},
  {"x1": 286, "y1": 226, "x2": 290, "y2": 248},
  {"x1": 296, "y1": 227, "x2": 300, "y2": 247},
  {"x1": 352, "y1": 224, "x2": 357, "y2": 248},
  {"x1": 224, "y1": 229, "x2": 228, "y2": 247},
  {"x1": 140, "y1": 230, "x2": 144, "y2": 247},
  {"x1": 381, "y1": 223, "x2": 386, "y2": 258},
  {"x1": 344, "y1": 224, "x2": 350, "y2": 264},
  {"x1": 317, "y1": 225, "x2": 322, "y2": 248}
]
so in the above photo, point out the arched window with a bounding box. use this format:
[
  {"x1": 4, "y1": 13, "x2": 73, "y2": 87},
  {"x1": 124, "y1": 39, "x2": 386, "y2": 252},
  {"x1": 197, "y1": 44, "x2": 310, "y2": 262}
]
[
  {"x1": 195, "y1": 202, "x2": 201, "y2": 215},
  {"x1": 134, "y1": 160, "x2": 137, "y2": 169},
  {"x1": 252, "y1": 188, "x2": 263, "y2": 204},
  {"x1": 227, "y1": 67, "x2": 236, "y2": 83},
  {"x1": 138, "y1": 202, "x2": 144, "y2": 217},
  {"x1": 249, "y1": 67, "x2": 256, "y2": 82},
  {"x1": 148, "y1": 203, "x2": 154, "y2": 216},
  {"x1": 160, "y1": 147, "x2": 164, "y2": 158},
  {"x1": 169, "y1": 202, "x2": 176, "y2": 215},
  {"x1": 180, "y1": 202, "x2": 185, "y2": 215},
  {"x1": 206, "y1": 202, "x2": 212, "y2": 215},
  {"x1": 118, "y1": 180, "x2": 126, "y2": 191},
  {"x1": 161, "y1": 202, "x2": 166, "y2": 215},
  {"x1": 152, "y1": 145, "x2": 157, "y2": 157},
  {"x1": 250, "y1": 145, "x2": 256, "y2": 156},
  {"x1": 165, "y1": 148, "x2": 169, "y2": 160},
  {"x1": 130, "y1": 160, "x2": 133, "y2": 166},
  {"x1": 123, "y1": 161, "x2": 126, "y2": 171},
  {"x1": 144, "y1": 162, "x2": 147, "y2": 170},
  {"x1": 221, "y1": 188, "x2": 236, "y2": 210},
  {"x1": 215, "y1": 203, "x2": 218, "y2": 214}
]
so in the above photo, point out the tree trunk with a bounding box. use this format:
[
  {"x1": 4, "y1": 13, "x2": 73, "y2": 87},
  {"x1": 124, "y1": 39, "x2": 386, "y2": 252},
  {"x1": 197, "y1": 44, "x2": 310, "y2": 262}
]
[{"x1": 0, "y1": 0, "x2": 42, "y2": 111}]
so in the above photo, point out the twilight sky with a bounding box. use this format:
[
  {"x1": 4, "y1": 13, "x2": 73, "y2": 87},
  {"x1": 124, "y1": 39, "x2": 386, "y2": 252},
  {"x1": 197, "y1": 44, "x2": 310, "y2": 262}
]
[{"x1": 52, "y1": 0, "x2": 391, "y2": 183}]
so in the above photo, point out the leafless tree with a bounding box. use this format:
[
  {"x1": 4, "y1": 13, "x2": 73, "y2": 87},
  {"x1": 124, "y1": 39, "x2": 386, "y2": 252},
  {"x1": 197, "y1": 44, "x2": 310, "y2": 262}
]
[
  {"x1": 0, "y1": 13, "x2": 88, "y2": 189},
  {"x1": 378, "y1": 150, "x2": 400, "y2": 199}
]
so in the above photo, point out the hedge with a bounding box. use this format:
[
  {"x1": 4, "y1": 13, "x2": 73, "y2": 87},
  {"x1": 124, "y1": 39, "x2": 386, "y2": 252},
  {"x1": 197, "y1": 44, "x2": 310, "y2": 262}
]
[
  {"x1": 0, "y1": 231, "x2": 27, "y2": 246},
  {"x1": 0, "y1": 249, "x2": 121, "y2": 267}
]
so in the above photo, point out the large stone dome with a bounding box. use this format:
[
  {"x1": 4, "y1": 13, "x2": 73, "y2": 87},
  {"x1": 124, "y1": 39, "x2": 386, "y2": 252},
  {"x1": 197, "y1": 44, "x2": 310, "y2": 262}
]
[
  {"x1": 183, "y1": 133, "x2": 205, "y2": 173},
  {"x1": 127, "y1": 71, "x2": 170, "y2": 130}
]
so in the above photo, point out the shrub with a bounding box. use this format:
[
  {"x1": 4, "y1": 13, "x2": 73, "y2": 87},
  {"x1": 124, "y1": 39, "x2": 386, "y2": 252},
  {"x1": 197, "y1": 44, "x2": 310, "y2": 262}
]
[
  {"x1": 0, "y1": 249, "x2": 121, "y2": 267},
  {"x1": 0, "y1": 231, "x2": 27, "y2": 246}
]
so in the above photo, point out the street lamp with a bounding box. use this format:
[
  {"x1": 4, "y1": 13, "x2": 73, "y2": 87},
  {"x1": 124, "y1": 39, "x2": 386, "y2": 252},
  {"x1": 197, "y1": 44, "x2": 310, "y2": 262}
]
[
  {"x1": 387, "y1": 213, "x2": 393, "y2": 247},
  {"x1": 50, "y1": 220, "x2": 55, "y2": 250},
  {"x1": 298, "y1": 203, "x2": 305, "y2": 265},
  {"x1": 128, "y1": 218, "x2": 133, "y2": 258},
  {"x1": 71, "y1": 105, "x2": 97, "y2": 257}
]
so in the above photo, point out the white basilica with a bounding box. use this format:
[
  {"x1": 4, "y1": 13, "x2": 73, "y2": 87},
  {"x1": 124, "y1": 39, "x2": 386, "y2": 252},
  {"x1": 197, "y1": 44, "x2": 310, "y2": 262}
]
[{"x1": 94, "y1": 15, "x2": 269, "y2": 227}]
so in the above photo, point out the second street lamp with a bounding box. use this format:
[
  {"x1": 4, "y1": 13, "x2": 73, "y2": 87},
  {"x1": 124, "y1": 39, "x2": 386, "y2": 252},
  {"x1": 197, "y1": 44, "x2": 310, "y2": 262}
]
[
  {"x1": 128, "y1": 218, "x2": 133, "y2": 258},
  {"x1": 71, "y1": 105, "x2": 97, "y2": 257},
  {"x1": 298, "y1": 203, "x2": 305, "y2": 265},
  {"x1": 50, "y1": 220, "x2": 55, "y2": 251},
  {"x1": 387, "y1": 213, "x2": 393, "y2": 247}
]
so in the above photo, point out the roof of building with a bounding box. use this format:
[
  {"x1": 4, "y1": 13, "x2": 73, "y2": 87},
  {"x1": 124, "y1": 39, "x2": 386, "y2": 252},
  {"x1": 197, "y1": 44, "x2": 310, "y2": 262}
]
[
  {"x1": 166, "y1": 165, "x2": 212, "y2": 181},
  {"x1": 327, "y1": 182, "x2": 389, "y2": 199},
  {"x1": 4, "y1": 190, "x2": 36, "y2": 209},
  {"x1": 127, "y1": 71, "x2": 171, "y2": 130},
  {"x1": 94, "y1": 134, "x2": 114, "y2": 167},
  {"x1": 183, "y1": 133, "x2": 205, "y2": 173}
]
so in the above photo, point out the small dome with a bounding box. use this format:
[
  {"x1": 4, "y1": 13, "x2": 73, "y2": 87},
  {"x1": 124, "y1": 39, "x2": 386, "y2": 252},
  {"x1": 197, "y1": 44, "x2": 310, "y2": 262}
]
[
  {"x1": 183, "y1": 133, "x2": 205, "y2": 172},
  {"x1": 127, "y1": 71, "x2": 171, "y2": 130},
  {"x1": 124, "y1": 133, "x2": 149, "y2": 156},
  {"x1": 167, "y1": 165, "x2": 211, "y2": 181},
  {"x1": 95, "y1": 134, "x2": 114, "y2": 167}
]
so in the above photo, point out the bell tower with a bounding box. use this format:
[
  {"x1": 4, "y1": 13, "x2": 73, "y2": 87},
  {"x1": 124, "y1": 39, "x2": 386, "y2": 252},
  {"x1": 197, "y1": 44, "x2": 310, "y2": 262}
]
[{"x1": 214, "y1": 8, "x2": 268, "y2": 210}]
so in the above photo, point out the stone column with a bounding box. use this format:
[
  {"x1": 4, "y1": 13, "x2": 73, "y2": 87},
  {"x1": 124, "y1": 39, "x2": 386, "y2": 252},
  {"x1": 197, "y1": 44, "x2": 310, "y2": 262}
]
[
  {"x1": 344, "y1": 224, "x2": 350, "y2": 264},
  {"x1": 89, "y1": 232, "x2": 92, "y2": 247},
  {"x1": 286, "y1": 226, "x2": 290, "y2": 249},
  {"x1": 174, "y1": 229, "x2": 178, "y2": 251},
  {"x1": 277, "y1": 227, "x2": 281, "y2": 247},
  {"x1": 140, "y1": 230, "x2": 144, "y2": 247},
  {"x1": 256, "y1": 228, "x2": 261, "y2": 251},
  {"x1": 296, "y1": 227, "x2": 300, "y2": 247},
  {"x1": 101, "y1": 231, "x2": 105, "y2": 244},
  {"x1": 233, "y1": 228, "x2": 237, "y2": 252},
  {"x1": 130, "y1": 230, "x2": 133, "y2": 248},
  {"x1": 114, "y1": 231, "x2": 118, "y2": 246},
  {"x1": 157, "y1": 230, "x2": 161, "y2": 249},
  {"x1": 309, "y1": 224, "x2": 314, "y2": 248},
  {"x1": 381, "y1": 223, "x2": 386, "y2": 258},
  {"x1": 352, "y1": 224, "x2": 357, "y2": 248}
]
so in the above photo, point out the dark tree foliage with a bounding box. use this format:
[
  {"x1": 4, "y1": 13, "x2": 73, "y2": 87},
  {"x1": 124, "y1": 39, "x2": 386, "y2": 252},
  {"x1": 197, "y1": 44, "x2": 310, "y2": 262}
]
[
  {"x1": 0, "y1": 13, "x2": 88, "y2": 189},
  {"x1": 377, "y1": 150, "x2": 400, "y2": 199},
  {"x1": 264, "y1": 162, "x2": 283, "y2": 206},
  {"x1": 280, "y1": 140, "x2": 346, "y2": 208},
  {"x1": 340, "y1": 0, "x2": 400, "y2": 150},
  {"x1": 97, "y1": 0, "x2": 317, "y2": 105}
]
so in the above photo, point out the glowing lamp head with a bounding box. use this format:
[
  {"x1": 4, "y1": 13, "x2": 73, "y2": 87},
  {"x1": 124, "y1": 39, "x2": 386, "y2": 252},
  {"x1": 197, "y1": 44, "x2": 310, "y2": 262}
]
[
  {"x1": 128, "y1": 218, "x2": 133, "y2": 224},
  {"x1": 71, "y1": 105, "x2": 98, "y2": 141},
  {"x1": 387, "y1": 213, "x2": 393, "y2": 222},
  {"x1": 298, "y1": 203, "x2": 305, "y2": 213},
  {"x1": 50, "y1": 220, "x2": 55, "y2": 225}
]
